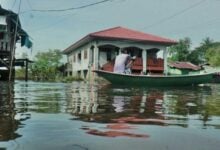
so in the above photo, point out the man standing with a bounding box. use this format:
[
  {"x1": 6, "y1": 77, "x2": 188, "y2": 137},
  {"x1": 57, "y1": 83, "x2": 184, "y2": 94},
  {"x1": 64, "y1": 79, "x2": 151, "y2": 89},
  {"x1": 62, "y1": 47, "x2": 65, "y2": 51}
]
[{"x1": 113, "y1": 49, "x2": 131, "y2": 73}]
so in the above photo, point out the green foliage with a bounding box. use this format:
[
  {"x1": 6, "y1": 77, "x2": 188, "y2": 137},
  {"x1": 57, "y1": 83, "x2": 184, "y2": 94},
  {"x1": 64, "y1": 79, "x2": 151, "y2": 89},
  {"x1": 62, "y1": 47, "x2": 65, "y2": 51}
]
[
  {"x1": 169, "y1": 37, "x2": 191, "y2": 62},
  {"x1": 31, "y1": 49, "x2": 63, "y2": 81},
  {"x1": 169, "y1": 37, "x2": 215, "y2": 65},
  {"x1": 15, "y1": 68, "x2": 26, "y2": 80},
  {"x1": 187, "y1": 50, "x2": 201, "y2": 64},
  {"x1": 61, "y1": 76, "x2": 84, "y2": 82},
  {"x1": 188, "y1": 37, "x2": 214, "y2": 65},
  {"x1": 205, "y1": 42, "x2": 220, "y2": 67}
]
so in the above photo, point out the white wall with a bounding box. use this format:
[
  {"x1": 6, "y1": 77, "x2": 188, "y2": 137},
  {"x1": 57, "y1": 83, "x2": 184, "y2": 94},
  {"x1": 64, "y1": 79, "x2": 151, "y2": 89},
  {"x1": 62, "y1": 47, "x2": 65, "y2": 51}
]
[{"x1": 67, "y1": 44, "x2": 90, "y2": 77}]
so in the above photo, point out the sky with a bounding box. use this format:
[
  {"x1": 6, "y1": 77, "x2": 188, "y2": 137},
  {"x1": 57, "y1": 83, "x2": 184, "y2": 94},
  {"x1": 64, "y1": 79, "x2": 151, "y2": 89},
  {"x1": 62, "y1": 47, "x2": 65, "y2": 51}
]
[{"x1": 0, "y1": 0, "x2": 220, "y2": 60}]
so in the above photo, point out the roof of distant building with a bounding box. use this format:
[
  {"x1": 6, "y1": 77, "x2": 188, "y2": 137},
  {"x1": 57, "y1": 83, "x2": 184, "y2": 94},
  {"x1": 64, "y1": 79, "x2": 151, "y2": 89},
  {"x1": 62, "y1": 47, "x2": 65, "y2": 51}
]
[
  {"x1": 0, "y1": 5, "x2": 27, "y2": 35},
  {"x1": 169, "y1": 62, "x2": 201, "y2": 70}
]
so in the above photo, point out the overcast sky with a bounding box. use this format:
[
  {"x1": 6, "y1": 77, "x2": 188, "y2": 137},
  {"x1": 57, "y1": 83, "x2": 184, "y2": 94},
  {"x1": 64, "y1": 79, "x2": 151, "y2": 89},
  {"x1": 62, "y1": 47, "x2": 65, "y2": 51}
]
[{"x1": 1, "y1": 0, "x2": 220, "y2": 59}]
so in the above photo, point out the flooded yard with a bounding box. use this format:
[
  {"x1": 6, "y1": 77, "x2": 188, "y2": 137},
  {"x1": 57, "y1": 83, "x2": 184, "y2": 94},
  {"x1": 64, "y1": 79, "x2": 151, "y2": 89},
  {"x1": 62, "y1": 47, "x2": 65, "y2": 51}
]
[{"x1": 0, "y1": 81, "x2": 220, "y2": 150}]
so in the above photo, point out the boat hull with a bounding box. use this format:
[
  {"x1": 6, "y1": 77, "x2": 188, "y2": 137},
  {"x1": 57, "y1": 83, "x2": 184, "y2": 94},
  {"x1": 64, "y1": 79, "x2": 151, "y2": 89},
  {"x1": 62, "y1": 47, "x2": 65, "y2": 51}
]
[{"x1": 94, "y1": 70, "x2": 214, "y2": 87}]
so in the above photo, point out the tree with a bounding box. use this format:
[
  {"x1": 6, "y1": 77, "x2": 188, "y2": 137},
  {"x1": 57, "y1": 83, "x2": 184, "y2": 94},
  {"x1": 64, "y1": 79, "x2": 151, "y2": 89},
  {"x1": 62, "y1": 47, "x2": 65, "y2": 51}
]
[
  {"x1": 205, "y1": 42, "x2": 220, "y2": 67},
  {"x1": 31, "y1": 49, "x2": 63, "y2": 81},
  {"x1": 188, "y1": 37, "x2": 214, "y2": 65},
  {"x1": 187, "y1": 50, "x2": 201, "y2": 65},
  {"x1": 169, "y1": 37, "x2": 215, "y2": 65},
  {"x1": 168, "y1": 37, "x2": 191, "y2": 62}
]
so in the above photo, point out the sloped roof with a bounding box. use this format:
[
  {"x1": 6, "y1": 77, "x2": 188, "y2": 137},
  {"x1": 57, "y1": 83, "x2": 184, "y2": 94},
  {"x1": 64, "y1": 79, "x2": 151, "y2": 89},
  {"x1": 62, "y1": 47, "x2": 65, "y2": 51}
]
[
  {"x1": 169, "y1": 62, "x2": 201, "y2": 70},
  {"x1": 91, "y1": 26, "x2": 176, "y2": 44},
  {"x1": 63, "y1": 26, "x2": 177, "y2": 54},
  {"x1": 0, "y1": 5, "x2": 27, "y2": 36}
]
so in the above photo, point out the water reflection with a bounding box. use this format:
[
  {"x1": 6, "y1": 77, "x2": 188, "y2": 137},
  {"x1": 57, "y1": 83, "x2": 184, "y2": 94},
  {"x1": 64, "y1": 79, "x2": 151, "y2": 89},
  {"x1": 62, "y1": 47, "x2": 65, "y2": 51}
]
[
  {"x1": 14, "y1": 82, "x2": 67, "y2": 113},
  {"x1": 66, "y1": 83, "x2": 220, "y2": 130},
  {"x1": 0, "y1": 82, "x2": 21, "y2": 141},
  {"x1": 0, "y1": 81, "x2": 220, "y2": 149}
]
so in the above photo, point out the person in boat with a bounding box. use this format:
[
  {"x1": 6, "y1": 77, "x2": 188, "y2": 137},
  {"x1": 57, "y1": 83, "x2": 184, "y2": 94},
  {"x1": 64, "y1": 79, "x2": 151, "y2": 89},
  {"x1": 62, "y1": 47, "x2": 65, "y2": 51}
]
[
  {"x1": 113, "y1": 49, "x2": 135, "y2": 74},
  {"x1": 124, "y1": 56, "x2": 136, "y2": 74}
]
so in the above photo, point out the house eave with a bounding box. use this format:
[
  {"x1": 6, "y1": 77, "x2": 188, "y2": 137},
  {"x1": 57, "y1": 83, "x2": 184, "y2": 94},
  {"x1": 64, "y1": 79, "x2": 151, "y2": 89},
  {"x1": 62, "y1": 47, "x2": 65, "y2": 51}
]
[
  {"x1": 92, "y1": 36, "x2": 177, "y2": 46},
  {"x1": 63, "y1": 35, "x2": 94, "y2": 55},
  {"x1": 63, "y1": 35, "x2": 176, "y2": 55}
]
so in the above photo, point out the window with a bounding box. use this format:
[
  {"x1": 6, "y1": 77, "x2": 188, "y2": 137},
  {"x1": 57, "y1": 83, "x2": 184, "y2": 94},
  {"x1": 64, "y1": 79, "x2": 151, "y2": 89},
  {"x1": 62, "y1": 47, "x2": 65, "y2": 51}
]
[
  {"x1": 78, "y1": 53, "x2": 81, "y2": 63},
  {"x1": 0, "y1": 32, "x2": 4, "y2": 39}
]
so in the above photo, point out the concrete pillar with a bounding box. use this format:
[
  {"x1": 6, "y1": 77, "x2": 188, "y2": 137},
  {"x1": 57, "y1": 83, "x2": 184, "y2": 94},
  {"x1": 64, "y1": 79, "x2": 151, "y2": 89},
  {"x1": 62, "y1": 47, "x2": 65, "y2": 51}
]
[
  {"x1": 93, "y1": 44, "x2": 99, "y2": 70},
  {"x1": 142, "y1": 49, "x2": 147, "y2": 74},
  {"x1": 163, "y1": 48, "x2": 168, "y2": 75},
  {"x1": 118, "y1": 48, "x2": 122, "y2": 55}
]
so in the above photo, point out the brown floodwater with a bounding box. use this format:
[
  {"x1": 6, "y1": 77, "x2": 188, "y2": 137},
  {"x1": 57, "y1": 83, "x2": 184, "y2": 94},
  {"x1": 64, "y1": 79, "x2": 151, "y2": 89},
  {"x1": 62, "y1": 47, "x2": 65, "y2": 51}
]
[{"x1": 0, "y1": 81, "x2": 220, "y2": 150}]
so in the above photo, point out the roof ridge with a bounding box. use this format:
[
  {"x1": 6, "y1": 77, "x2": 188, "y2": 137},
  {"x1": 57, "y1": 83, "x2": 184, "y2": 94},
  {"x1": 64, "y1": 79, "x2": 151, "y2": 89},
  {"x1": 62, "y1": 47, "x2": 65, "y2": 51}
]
[
  {"x1": 127, "y1": 27, "x2": 176, "y2": 42},
  {"x1": 89, "y1": 26, "x2": 122, "y2": 35}
]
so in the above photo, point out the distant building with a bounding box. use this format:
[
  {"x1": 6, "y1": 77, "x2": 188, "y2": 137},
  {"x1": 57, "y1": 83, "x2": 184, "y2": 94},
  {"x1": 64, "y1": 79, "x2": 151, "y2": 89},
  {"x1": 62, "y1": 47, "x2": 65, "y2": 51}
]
[
  {"x1": 63, "y1": 26, "x2": 177, "y2": 79},
  {"x1": 0, "y1": 5, "x2": 32, "y2": 80},
  {"x1": 168, "y1": 62, "x2": 202, "y2": 75}
]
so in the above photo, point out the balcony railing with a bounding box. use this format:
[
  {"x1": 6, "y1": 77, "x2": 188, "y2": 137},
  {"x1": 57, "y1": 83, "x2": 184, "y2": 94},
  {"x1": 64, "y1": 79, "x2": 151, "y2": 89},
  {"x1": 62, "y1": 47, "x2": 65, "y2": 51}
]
[{"x1": 102, "y1": 57, "x2": 164, "y2": 73}]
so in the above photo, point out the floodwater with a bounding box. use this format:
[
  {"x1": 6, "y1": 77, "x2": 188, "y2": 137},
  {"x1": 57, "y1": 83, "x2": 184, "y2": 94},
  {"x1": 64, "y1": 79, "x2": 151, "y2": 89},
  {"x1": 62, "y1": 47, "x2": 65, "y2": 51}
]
[{"x1": 0, "y1": 81, "x2": 220, "y2": 150}]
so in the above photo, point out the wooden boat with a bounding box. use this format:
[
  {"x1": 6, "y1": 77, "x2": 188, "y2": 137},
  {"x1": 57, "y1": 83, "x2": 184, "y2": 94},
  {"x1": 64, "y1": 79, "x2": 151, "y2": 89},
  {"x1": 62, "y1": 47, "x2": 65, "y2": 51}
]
[
  {"x1": 213, "y1": 72, "x2": 220, "y2": 83},
  {"x1": 94, "y1": 70, "x2": 214, "y2": 87}
]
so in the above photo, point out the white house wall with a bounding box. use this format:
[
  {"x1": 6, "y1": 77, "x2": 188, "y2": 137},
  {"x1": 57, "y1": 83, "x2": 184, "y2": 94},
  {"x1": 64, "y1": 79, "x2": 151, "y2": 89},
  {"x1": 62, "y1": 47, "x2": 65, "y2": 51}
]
[{"x1": 68, "y1": 43, "x2": 90, "y2": 77}]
